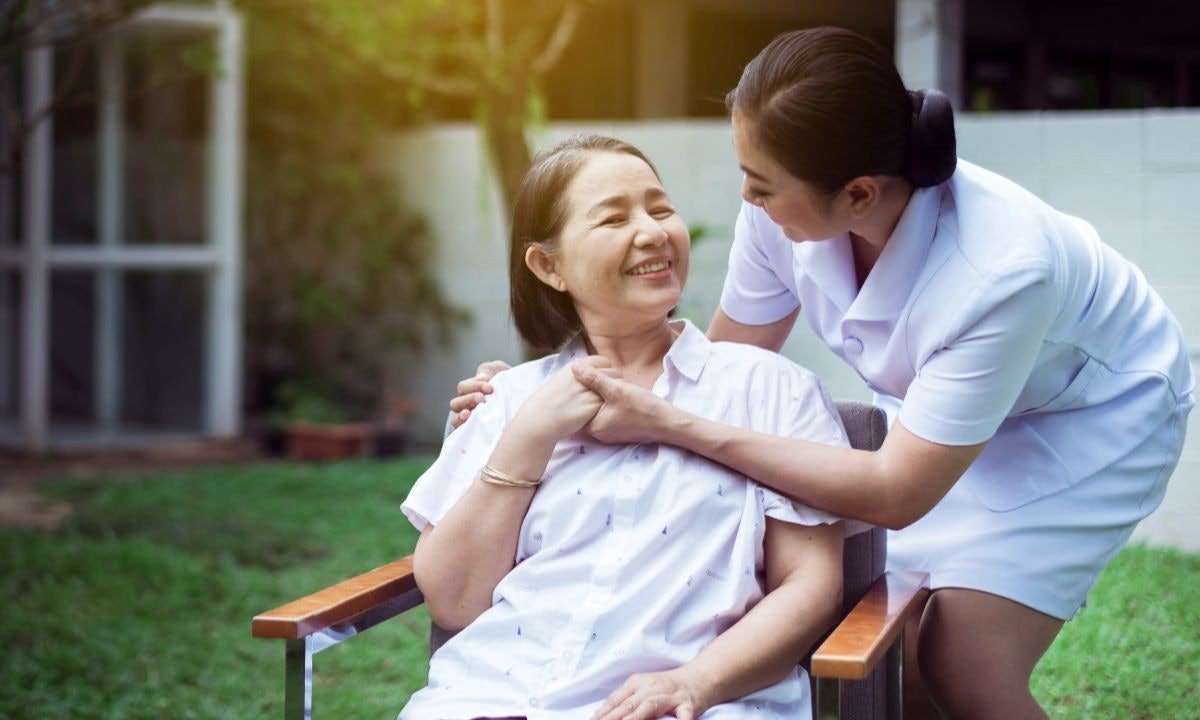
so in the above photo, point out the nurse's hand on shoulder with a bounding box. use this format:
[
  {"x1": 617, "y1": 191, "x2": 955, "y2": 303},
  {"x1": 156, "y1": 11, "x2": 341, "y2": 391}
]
[
  {"x1": 512, "y1": 356, "x2": 619, "y2": 441},
  {"x1": 448, "y1": 360, "x2": 511, "y2": 428},
  {"x1": 593, "y1": 668, "x2": 713, "y2": 720},
  {"x1": 570, "y1": 361, "x2": 673, "y2": 445}
]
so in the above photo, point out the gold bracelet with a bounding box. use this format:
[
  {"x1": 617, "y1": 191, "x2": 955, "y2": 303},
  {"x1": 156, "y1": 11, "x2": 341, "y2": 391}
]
[{"x1": 479, "y1": 464, "x2": 542, "y2": 488}]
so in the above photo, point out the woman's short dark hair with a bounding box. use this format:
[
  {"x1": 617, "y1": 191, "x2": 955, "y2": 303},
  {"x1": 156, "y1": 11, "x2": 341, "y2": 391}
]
[
  {"x1": 509, "y1": 134, "x2": 659, "y2": 352},
  {"x1": 726, "y1": 26, "x2": 956, "y2": 193}
]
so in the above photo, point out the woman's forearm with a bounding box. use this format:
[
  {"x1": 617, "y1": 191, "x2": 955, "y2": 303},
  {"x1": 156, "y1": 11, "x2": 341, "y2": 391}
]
[
  {"x1": 660, "y1": 409, "x2": 930, "y2": 530},
  {"x1": 413, "y1": 418, "x2": 558, "y2": 631},
  {"x1": 679, "y1": 567, "x2": 841, "y2": 707}
]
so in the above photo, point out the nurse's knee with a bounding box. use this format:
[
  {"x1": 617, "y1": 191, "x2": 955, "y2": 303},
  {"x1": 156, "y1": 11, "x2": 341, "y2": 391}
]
[{"x1": 916, "y1": 590, "x2": 1059, "y2": 719}]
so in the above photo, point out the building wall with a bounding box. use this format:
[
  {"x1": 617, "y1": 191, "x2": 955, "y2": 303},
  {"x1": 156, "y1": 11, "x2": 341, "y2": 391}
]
[{"x1": 386, "y1": 109, "x2": 1200, "y2": 550}]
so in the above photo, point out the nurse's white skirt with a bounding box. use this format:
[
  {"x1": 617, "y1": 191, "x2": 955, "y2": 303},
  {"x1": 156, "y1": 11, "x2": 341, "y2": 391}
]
[{"x1": 886, "y1": 391, "x2": 1193, "y2": 621}]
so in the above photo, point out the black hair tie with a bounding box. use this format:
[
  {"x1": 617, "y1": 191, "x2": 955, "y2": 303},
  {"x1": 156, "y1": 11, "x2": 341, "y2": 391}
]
[{"x1": 907, "y1": 89, "x2": 957, "y2": 187}]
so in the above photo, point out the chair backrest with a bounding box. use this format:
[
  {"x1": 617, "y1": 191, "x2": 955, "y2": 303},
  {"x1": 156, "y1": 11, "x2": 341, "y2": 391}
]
[
  {"x1": 831, "y1": 401, "x2": 889, "y2": 720},
  {"x1": 834, "y1": 401, "x2": 888, "y2": 609}
]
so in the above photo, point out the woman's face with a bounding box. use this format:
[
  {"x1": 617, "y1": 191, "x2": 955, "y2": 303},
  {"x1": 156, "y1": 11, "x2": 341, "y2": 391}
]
[
  {"x1": 534, "y1": 152, "x2": 690, "y2": 331},
  {"x1": 732, "y1": 111, "x2": 848, "y2": 243}
]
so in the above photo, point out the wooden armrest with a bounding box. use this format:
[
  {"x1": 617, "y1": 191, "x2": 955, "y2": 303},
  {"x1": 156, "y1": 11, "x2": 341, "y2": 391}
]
[
  {"x1": 811, "y1": 570, "x2": 930, "y2": 681},
  {"x1": 252, "y1": 556, "x2": 418, "y2": 640}
]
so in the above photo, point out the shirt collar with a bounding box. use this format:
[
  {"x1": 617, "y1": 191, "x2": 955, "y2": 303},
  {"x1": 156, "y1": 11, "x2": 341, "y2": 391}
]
[
  {"x1": 662, "y1": 318, "x2": 711, "y2": 383},
  {"x1": 847, "y1": 183, "x2": 942, "y2": 322},
  {"x1": 791, "y1": 183, "x2": 943, "y2": 321},
  {"x1": 553, "y1": 318, "x2": 712, "y2": 384},
  {"x1": 794, "y1": 232, "x2": 857, "y2": 314}
]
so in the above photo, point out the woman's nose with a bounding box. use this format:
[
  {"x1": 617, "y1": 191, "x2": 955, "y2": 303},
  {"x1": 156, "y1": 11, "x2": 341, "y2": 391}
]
[{"x1": 633, "y1": 212, "x2": 668, "y2": 246}]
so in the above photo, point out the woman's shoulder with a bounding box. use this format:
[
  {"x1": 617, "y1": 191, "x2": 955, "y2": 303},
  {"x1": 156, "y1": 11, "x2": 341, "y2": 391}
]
[
  {"x1": 940, "y1": 160, "x2": 1062, "y2": 280},
  {"x1": 706, "y1": 340, "x2": 823, "y2": 386}
]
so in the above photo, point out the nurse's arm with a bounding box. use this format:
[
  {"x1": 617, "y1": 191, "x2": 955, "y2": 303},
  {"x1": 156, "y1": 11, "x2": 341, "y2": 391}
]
[
  {"x1": 569, "y1": 362, "x2": 982, "y2": 530},
  {"x1": 666, "y1": 414, "x2": 984, "y2": 530},
  {"x1": 706, "y1": 306, "x2": 799, "y2": 353}
]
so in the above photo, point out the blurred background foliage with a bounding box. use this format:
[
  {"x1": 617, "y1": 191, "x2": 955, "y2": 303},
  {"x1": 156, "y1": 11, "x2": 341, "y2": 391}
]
[
  {"x1": 242, "y1": 0, "x2": 591, "y2": 416},
  {"x1": 241, "y1": 0, "x2": 478, "y2": 424}
]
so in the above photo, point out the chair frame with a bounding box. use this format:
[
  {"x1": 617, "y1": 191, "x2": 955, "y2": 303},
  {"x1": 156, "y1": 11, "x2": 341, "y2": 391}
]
[
  {"x1": 252, "y1": 401, "x2": 931, "y2": 720},
  {"x1": 253, "y1": 560, "x2": 927, "y2": 720}
]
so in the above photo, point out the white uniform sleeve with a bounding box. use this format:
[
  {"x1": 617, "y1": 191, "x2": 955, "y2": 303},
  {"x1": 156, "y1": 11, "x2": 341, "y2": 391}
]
[
  {"x1": 900, "y1": 262, "x2": 1057, "y2": 446},
  {"x1": 401, "y1": 374, "x2": 515, "y2": 532},
  {"x1": 754, "y1": 358, "x2": 848, "y2": 527},
  {"x1": 719, "y1": 202, "x2": 801, "y2": 325}
]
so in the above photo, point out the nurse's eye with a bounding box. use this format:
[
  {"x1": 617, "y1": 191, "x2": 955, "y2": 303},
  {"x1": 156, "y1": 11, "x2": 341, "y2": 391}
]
[{"x1": 747, "y1": 187, "x2": 770, "y2": 200}]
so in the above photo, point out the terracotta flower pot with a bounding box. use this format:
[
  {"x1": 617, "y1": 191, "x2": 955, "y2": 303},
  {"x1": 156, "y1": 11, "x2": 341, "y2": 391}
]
[{"x1": 286, "y1": 422, "x2": 370, "y2": 461}]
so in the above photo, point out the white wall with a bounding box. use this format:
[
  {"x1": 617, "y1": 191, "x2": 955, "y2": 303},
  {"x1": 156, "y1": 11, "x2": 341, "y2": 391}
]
[{"x1": 386, "y1": 109, "x2": 1200, "y2": 550}]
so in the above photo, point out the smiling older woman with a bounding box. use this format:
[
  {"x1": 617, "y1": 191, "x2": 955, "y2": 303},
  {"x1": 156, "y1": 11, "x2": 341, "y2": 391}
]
[{"x1": 399, "y1": 134, "x2": 849, "y2": 720}]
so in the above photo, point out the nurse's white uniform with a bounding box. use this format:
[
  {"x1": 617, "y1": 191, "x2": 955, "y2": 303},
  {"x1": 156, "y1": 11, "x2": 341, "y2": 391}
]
[{"x1": 721, "y1": 159, "x2": 1195, "y2": 620}]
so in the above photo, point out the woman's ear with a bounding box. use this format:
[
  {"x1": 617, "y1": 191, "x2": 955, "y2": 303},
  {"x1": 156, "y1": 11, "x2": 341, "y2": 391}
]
[
  {"x1": 841, "y1": 176, "x2": 880, "y2": 220},
  {"x1": 525, "y1": 244, "x2": 567, "y2": 292}
]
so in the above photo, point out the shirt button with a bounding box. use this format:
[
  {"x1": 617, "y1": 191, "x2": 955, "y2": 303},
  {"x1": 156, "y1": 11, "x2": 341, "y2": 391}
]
[{"x1": 845, "y1": 336, "x2": 864, "y2": 355}]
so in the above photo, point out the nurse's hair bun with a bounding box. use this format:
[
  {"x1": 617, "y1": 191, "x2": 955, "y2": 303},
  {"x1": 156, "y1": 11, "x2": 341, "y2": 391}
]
[{"x1": 907, "y1": 89, "x2": 957, "y2": 187}]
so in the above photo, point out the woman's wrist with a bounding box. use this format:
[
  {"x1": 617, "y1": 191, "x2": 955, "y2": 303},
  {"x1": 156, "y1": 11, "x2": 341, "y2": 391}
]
[
  {"x1": 656, "y1": 404, "x2": 711, "y2": 450},
  {"x1": 506, "y1": 405, "x2": 568, "y2": 448},
  {"x1": 671, "y1": 661, "x2": 721, "y2": 711}
]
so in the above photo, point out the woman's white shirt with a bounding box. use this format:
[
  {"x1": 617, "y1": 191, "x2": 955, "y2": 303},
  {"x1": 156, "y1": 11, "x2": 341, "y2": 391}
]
[
  {"x1": 721, "y1": 159, "x2": 1194, "y2": 512},
  {"x1": 401, "y1": 319, "x2": 848, "y2": 720}
]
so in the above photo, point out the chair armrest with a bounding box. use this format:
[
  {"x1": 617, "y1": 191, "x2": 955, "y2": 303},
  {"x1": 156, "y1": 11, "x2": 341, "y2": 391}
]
[
  {"x1": 811, "y1": 570, "x2": 930, "y2": 681},
  {"x1": 252, "y1": 556, "x2": 418, "y2": 640}
]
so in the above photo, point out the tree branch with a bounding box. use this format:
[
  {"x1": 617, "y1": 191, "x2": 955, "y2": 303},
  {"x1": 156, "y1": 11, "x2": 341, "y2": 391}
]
[
  {"x1": 293, "y1": 7, "x2": 479, "y2": 99},
  {"x1": 531, "y1": 0, "x2": 583, "y2": 75},
  {"x1": 486, "y1": 0, "x2": 502, "y2": 62}
]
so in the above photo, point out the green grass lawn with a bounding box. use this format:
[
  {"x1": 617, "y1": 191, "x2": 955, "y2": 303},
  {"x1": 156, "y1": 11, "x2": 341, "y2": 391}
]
[{"x1": 1, "y1": 459, "x2": 1197, "y2": 719}]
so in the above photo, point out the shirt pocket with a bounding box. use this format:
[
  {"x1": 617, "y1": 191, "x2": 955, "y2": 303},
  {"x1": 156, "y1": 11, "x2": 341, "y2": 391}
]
[
  {"x1": 962, "y1": 417, "x2": 1076, "y2": 511},
  {"x1": 1029, "y1": 355, "x2": 1107, "y2": 414}
]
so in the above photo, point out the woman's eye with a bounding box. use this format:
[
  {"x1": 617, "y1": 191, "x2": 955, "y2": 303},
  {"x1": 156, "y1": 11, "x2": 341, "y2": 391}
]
[
  {"x1": 600, "y1": 215, "x2": 626, "y2": 226},
  {"x1": 651, "y1": 207, "x2": 676, "y2": 218}
]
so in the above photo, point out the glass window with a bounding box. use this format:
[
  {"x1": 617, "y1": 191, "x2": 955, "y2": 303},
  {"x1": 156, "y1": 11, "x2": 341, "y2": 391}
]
[
  {"x1": 1111, "y1": 59, "x2": 1176, "y2": 109},
  {"x1": 1, "y1": 63, "x2": 19, "y2": 248},
  {"x1": 0, "y1": 270, "x2": 19, "y2": 441},
  {"x1": 52, "y1": 42, "x2": 99, "y2": 245},
  {"x1": 965, "y1": 46, "x2": 1025, "y2": 111},
  {"x1": 49, "y1": 270, "x2": 97, "y2": 434},
  {"x1": 1044, "y1": 53, "x2": 1106, "y2": 110},
  {"x1": 123, "y1": 32, "x2": 211, "y2": 246},
  {"x1": 119, "y1": 270, "x2": 206, "y2": 433}
]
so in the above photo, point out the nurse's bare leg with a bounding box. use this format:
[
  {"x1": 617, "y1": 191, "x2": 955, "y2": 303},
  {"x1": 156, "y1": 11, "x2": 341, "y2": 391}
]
[{"x1": 917, "y1": 588, "x2": 1063, "y2": 720}]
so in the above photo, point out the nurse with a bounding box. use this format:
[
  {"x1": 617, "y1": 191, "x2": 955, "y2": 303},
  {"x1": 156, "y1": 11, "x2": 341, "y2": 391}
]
[{"x1": 452, "y1": 27, "x2": 1194, "y2": 719}]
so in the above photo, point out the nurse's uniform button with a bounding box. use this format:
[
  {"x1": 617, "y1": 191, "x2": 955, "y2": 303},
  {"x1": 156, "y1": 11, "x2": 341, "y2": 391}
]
[{"x1": 845, "y1": 336, "x2": 864, "y2": 355}]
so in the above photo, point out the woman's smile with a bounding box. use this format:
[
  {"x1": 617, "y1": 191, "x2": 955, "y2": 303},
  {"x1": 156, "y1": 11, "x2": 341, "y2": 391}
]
[{"x1": 625, "y1": 257, "x2": 673, "y2": 278}]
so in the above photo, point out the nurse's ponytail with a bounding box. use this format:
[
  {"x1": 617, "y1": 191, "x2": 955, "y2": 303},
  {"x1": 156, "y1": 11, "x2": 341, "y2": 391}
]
[
  {"x1": 728, "y1": 27, "x2": 957, "y2": 192},
  {"x1": 908, "y1": 89, "x2": 957, "y2": 187}
]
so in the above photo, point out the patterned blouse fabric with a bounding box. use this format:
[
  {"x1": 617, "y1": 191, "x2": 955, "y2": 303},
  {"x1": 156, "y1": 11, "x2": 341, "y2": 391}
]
[{"x1": 400, "y1": 319, "x2": 847, "y2": 720}]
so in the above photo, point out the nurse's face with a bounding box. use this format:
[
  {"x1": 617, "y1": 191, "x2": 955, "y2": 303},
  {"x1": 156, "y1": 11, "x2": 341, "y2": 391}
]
[
  {"x1": 732, "y1": 111, "x2": 848, "y2": 243},
  {"x1": 528, "y1": 151, "x2": 690, "y2": 331}
]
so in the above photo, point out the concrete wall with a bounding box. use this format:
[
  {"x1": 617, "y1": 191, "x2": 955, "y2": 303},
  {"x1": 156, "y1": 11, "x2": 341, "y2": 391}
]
[{"x1": 386, "y1": 109, "x2": 1200, "y2": 550}]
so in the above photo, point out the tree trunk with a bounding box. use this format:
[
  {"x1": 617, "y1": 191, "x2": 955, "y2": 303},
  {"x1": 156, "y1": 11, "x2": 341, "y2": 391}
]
[
  {"x1": 481, "y1": 83, "x2": 543, "y2": 359},
  {"x1": 481, "y1": 83, "x2": 533, "y2": 224}
]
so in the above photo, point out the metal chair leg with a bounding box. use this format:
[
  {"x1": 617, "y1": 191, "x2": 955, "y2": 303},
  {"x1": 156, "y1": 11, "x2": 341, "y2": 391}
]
[
  {"x1": 815, "y1": 676, "x2": 843, "y2": 720},
  {"x1": 285, "y1": 637, "x2": 312, "y2": 720},
  {"x1": 887, "y1": 633, "x2": 904, "y2": 720}
]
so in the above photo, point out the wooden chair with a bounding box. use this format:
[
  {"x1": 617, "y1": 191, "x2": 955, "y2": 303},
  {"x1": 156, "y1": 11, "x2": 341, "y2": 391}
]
[{"x1": 252, "y1": 402, "x2": 930, "y2": 720}]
